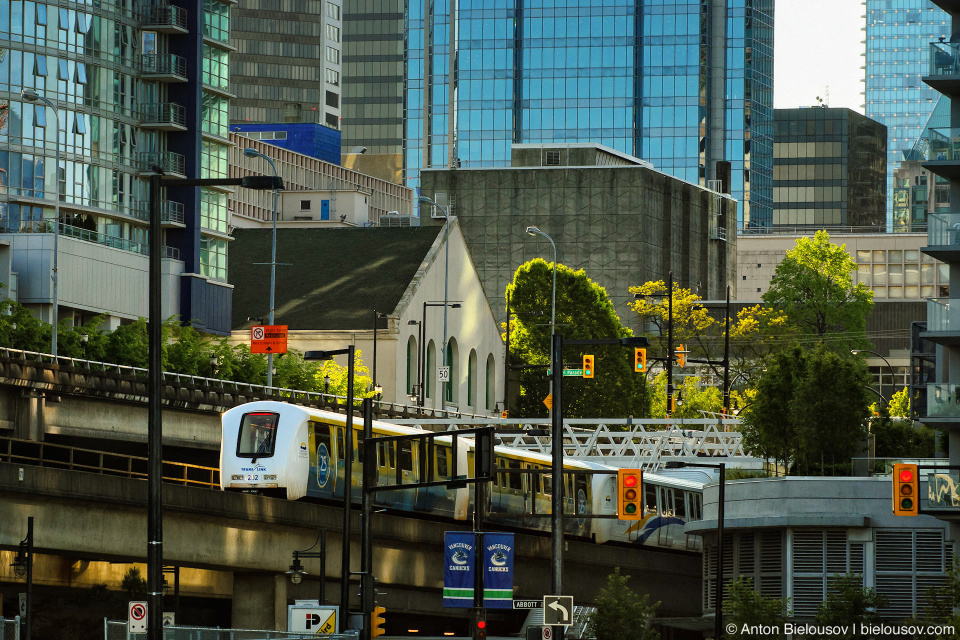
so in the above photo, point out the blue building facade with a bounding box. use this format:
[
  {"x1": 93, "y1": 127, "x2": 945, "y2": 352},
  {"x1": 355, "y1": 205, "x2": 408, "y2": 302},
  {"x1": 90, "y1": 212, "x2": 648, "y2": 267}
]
[
  {"x1": 231, "y1": 123, "x2": 342, "y2": 165},
  {"x1": 864, "y1": 0, "x2": 949, "y2": 228},
  {"x1": 405, "y1": 0, "x2": 774, "y2": 230},
  {"x1": 0, "y1": 0, "x2": 235, "y2": 335}
]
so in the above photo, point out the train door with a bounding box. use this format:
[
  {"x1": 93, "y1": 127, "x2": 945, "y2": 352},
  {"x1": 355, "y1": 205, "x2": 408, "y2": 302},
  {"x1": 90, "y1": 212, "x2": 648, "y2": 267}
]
[
  {"x1": 334, "y1": 426, "x2": 346, "y2": 497},
  {"x1": 574, "y1": 473, "x2": 589, "y2": 534},
  {"x1": 395, "y1": 439, "x2": 416, "y2": 509},
  {"x1": 375, "y1": 439, "x2": 396, "y2": 506},
  {"x1": 658, "y1": 487, "x2": 674, "y2": 547},
  {"x1": 310, "y1": 421, "x2": 335, "y2": 497}
]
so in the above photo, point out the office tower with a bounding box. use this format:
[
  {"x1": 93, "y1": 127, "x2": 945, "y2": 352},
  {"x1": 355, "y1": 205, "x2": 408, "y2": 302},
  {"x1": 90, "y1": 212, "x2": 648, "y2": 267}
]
[
  {"x1": 345, "y1": 0, "x2": 774, "y2": 228},
  {"x1": 230, "y1": 0, "x2": 343, "y2": 129},
  {"x1": 864, "y1": 0, "x2": 949, "y2": 227},
  {"x1": 0, "y1": 0, "x2": 236, "y2": 334},
  {"x1": 773, "y1": 108, "x2": 886, "y2": 229}
]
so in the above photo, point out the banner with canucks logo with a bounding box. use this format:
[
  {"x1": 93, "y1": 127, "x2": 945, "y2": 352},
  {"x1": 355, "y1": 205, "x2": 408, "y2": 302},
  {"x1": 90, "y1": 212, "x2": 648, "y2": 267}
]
[
  {"x1": 482, "y1": 532, "x2": 514, "y2": 608},
  {"x1": 442, "y1": 532, "x2": 475, "y2": 607}
]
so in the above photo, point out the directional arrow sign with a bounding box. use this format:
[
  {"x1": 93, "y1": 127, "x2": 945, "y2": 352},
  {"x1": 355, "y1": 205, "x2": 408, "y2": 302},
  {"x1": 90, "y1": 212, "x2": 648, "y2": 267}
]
[{"x1": 543, "y1": 595, "x2": 574, "y2": 626}]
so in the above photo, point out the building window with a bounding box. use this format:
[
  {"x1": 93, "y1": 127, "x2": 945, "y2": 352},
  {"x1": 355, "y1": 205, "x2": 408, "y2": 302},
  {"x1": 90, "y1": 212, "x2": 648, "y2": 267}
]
[
  {"x1": 407, "y1": 336, "x2": 417, "y2": 395},
  {"x1": 201, "y1": 92, "x2": 229, "y2": 138},
  {"x1": 300, "y1": 200, "x2": 311, "y2": 211},
  {"x1": 326, "y1": 2, "x2": 340, "y2": 20},
  {"x1": 203, "y1": 0, "x2": 231, "y2": 43},
  {"x1": 326, "y1": 91, "x2": 339, "y2": 109},
  {"x1": 545, "y1": 150, "x2": 561, "y2": 165},
  {"x1": 326, "y1": 68, "x2": 340, "y2": 86},
  {"x1": 201, "y1": 189, "x2": 229, "y2": 233},
  {"x1": 200, "y1": 236, "x2": 228, "y2": 282},
  {"x1": 202, "y1": 44, "x2": 230, "y2": 90},
  {"x1": 325, "y1": 24, "x2": 340, "y2": 43},
  {"x1": 34, "y1": 56, "x2": 47, "y2": 77},
  {"x1": 325, "y1": 46, "x2": 339, "y2": 64},
  {"x1": 201, "y1": 140, "x2": 229, "y2": 178},
  {"x1": 325, "y1": 113, "x2": 339, "y2": 129}
]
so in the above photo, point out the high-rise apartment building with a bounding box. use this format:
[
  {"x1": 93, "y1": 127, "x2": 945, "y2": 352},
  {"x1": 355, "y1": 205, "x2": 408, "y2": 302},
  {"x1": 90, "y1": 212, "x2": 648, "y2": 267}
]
[
  {"x1": 773, "y1": 108, "x2": 886, "y2": 229},
  {"x1": 864, "y1": 0, "x2": 949, "y2": 227},
  {"x1": 230, "y1": 0, "x2": 342, "y2": 129},
  {"x1": 0, "y1": 0, "x2": 236, "y2": 334},
  {"x1": 343, "y1": 0, "x2": 774, "y2": 228}
]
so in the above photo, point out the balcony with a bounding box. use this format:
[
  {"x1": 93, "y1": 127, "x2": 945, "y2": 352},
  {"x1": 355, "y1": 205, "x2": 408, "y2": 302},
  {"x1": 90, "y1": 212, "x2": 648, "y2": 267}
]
[
  {"x1": 926, "y1": 384, "x2": 960, "y2": 424},
  {"x1": 140, "y1": 53, "x2": 188, "y2": 82},
  {"x1": 922, "y1": 212, "x2": 960, "y2": 261},
  {"x1": 138, "y1": 151, "x2": 186, "y2": 177},
  {"x1": 135, "y1": 200, "x2": 186, "y2": 227},
  {"x1": 923, "y1": 42, "x2": 960, "y2": 95},
  {"x1": 138, "y1": 102, "x2": 187, "y2": 131},
  {"x1": 922, "y1": 298, "x2": 960, "y2": 345},
  {"x1": 915, "y1": 127, "x2": 960, "y2": 180},
  {"x1": 139, "y1": 4, "x2": 188, "y2": 33}
]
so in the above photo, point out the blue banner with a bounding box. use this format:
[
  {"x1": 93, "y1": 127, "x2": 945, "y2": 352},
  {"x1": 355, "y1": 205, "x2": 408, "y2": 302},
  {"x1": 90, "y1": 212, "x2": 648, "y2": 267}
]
[
  {"x1": 482, "y1": 532, "x2": 515, "y2": 608},
  {"x1": 443, "y1": 532, "x2": 475, "y2": 608}
]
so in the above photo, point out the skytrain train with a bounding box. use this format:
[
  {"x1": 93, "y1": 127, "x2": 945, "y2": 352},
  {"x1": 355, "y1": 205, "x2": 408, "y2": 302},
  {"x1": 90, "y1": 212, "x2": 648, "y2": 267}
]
[{"x1": 219, "y1": 401, "x2": 709, "y2": 550}]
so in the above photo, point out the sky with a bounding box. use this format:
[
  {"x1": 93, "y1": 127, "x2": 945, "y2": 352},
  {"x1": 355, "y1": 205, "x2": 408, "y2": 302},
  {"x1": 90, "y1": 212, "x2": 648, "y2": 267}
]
[{"x1": 774, "y1": 0, "x2": 866, "y2": 113}]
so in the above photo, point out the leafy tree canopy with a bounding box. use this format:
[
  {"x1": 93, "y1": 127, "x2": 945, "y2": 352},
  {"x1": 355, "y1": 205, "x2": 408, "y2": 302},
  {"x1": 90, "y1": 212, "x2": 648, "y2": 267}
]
[
  {"x1": 762, "y1": 230, "x2": 873, "y2": 349},
  {"x1": 586, "y1": 568, "x2": 660, "y2": 640},
  {"x1": 506, "y1": 259, "x2": 649, "y2": 419},
  {"x1": 742, "y1": 344, "x2": 871, "y2": 475},
  {"x1": 815, "y1": 573, "x2": 887, "y2": 638},
  {"x1": 723, "y1": 577, "x2": 789, "y2": 640}
]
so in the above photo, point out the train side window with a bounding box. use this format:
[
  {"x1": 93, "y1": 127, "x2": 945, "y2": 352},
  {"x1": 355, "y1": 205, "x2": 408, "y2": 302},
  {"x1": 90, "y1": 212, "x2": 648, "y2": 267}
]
[
  {"x1": 356, "y1": 431, "x2": 364, "y2": 465},
  {"x1": 313, "y1": 423, "x2": 332, "y2": 465},
  {"x1": 531, "y1": 465, "x2": 541, "y2": 494},
  {"x1": 660, "y1": 488, "x2": 674, "y2": 515},
  {"x1": 399, "y1": 441, "x2": 413, "y2": 472},
  {"x1": 543, "y1": 473, "x2": 552, "y2": 497},
  {"x1": 675, "y1": 490, "x2": 686, "y2": 519},
  {"x1": 237, "y1": 412, "x2": 280, "y2": 457},
  {"x1": 436, "y1": 446, "x2": 449, "y2": 479},
  {"x1": 644, "y1": 484, "x2": 657, "y2": 514},
  {"x1": 507, "y1": 458, "x2": 521, "y2": 490},
  {"x1": 690, "y1": 493, "x2": 702, "y2": 520},
  {"x1": 336, "y1": 428, "x2": 345, "y2": 462}
]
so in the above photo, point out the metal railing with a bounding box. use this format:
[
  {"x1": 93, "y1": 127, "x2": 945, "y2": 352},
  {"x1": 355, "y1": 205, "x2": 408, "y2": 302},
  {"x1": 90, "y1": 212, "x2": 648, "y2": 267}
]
[
  {"x1": 140, "y1": 4, "x2": 187, "y2": 30},
  {"x1": 929, "y1": 41, "x2": 960, "y2": 76},
  {"x1": 0, "y1": 435, "x2": 220, "y2": 487},
  {"x1": 926, "y1": 212, "x2": 960, "y2": 246},
  {"x1": 138, "y1": 150, "x2": 186, "y2": 175},
  {"x1": 0, "y1": 346, "x2": 490, "y2": 420},
  {"x1": 105, "y1": 620, "x2": 357, "y2": 640},
  {"x1": 926, "y1": 383, "x2": 960, "y2": 419},
  {"x1": 140, "y1": 53, "x2": 188, "y2": 79},
  {"x1": 738, "y1": 224, "x2": 896, "y2": 236},
  {"x1": 1, "y1": 221, "x2": 181, "y2": 258},
  {"x1": 0, "y1": 617, "x2": 20, "y2": 640},
  {"x1": 926, "y1": 298, "x2": 955, "y2": 333},
  {"x1": 139, "y1": 102, "x2": 187, "y2": 128},
  {"x1": 135, "y1": 200, "x2": 186, "y2": 225}
]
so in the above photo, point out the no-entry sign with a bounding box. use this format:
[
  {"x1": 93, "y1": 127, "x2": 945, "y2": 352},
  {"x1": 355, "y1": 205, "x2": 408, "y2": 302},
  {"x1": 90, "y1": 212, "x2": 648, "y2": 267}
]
[{"x1": 251, "y1": 325, "x2": 288, "y2": 354}]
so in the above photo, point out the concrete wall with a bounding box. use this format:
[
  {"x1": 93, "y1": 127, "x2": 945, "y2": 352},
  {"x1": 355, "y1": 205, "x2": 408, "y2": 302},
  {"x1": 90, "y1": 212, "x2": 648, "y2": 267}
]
[{"x1": 421, "y1": 165, "x2": 737, "y2": 332}]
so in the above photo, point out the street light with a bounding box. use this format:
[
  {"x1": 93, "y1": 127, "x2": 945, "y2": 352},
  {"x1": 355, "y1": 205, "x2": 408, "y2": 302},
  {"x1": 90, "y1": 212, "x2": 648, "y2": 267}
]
[
  {"x1": 22, "y1": 89, "x2": 60, "y2": 356},
  {"x1": 372, "y1": 311, "x2": 388, "y2": 396},
  {"x1": 304, "y1": 346, "x2": 355, "y2": 631},
  {"x1": 525, "y1": 226, "x2": 557, "y2": 420},
  {"x1": 419, "y1": 196, "x2": 453, "y2": 398},
  {"x1": 286, "y1": 529, "x2": 327, "y2": 603},
  {"x1": 243, "y1": 148, "x2": 282, "y2": 389},
  {"x1": 852, "y1": 349, "x2": 896, "y2": 410}
]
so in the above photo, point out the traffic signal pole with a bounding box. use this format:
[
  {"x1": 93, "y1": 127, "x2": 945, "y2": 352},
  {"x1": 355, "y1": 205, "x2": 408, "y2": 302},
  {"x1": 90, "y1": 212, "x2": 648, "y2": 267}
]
[
  {"x1": 360, "y1": 399, "x2": 374, "y2": 640},
  {"x1": 550, "y1": 332, "x2": 564, "y2": 639}
]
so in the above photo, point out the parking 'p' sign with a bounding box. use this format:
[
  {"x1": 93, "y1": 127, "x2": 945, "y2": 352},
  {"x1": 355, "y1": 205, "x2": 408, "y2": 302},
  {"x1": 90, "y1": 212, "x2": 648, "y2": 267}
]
[{"x1": 128, "y1": 601, "x2": 148, "y2": 633}]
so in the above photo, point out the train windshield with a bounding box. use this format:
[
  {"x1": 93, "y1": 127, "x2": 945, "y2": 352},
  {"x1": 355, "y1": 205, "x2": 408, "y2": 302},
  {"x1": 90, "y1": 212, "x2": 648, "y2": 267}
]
[{"x1": 237, "y1": 412, "x2": 280, "y2": 457}]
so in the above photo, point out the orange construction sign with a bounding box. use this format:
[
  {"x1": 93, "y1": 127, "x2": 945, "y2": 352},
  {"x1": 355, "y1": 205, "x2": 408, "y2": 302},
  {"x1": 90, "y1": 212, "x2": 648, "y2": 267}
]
[{"x1": 251, "y1": 325, "x2": 288, "y2": 354}]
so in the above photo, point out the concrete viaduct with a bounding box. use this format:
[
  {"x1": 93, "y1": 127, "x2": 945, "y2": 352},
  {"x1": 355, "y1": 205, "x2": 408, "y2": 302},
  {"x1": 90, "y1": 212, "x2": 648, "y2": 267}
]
[{"x1": 0, "y1": 351, "x2": 703, "y2": 630}]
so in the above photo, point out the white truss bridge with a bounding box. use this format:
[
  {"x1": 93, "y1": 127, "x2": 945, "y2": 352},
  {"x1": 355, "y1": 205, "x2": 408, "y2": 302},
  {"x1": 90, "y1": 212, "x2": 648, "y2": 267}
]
[{"x1": 389, "y1": 415, "x2": 753, "y2": 471}]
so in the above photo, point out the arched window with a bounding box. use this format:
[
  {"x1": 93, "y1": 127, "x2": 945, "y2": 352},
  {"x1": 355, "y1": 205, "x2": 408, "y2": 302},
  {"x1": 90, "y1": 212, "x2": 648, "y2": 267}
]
[
  {"x1": 445, "y1": 337, "x2": 459, "y2": 404},
  {"x1": 426, "y1": 340, "x2": 436, "y2": 400},
  {"x1": 485, "y1": 354, "x2": 496, "y2": 411},
  {"x1": 468, "y1": 349, "x2": 478, "y2": 407},
  {"x1": 406, "y1": 335, "x2": 417, "y2": 395}
]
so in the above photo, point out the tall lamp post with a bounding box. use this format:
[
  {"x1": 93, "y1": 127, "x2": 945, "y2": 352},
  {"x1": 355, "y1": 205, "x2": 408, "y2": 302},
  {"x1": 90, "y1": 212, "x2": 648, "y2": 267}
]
[
  {"x1": 852, "y1": 349, "x2": 896, "y2": 409},
  {"x1": 419, "y1": 196, "x2": 453, "y2": 401},
  {"x1": 305, "y1": 346, "x2": 355, "y2": 631},
  {"x1": 420, "y1": 301, "x2": 461, "y2": 407},
  {"x1": 21, "y1": 89, "x2": 60, "y2": 356},
  {"x1": 243, "y1": 148, "x2": 282, "y2": 389},
  {"x1": 372, "y1": 311, "x2": 388, "y2": 395},
  {"x1": 524, "y1": 226, "x2": 557, "y2": 420}
]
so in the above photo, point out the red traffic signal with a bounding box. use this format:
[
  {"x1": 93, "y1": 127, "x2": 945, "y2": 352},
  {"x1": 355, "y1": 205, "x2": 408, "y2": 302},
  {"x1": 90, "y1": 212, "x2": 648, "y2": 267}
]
[
  {"x1": 617, "y1": 469, "x2": 643, "y2": 520},
  {"x1": 475, "y1": 619, "x2": 487, "y2": 640},
  {"x1": 892, "y1": 463, "x2": 919, "y2": 516}
]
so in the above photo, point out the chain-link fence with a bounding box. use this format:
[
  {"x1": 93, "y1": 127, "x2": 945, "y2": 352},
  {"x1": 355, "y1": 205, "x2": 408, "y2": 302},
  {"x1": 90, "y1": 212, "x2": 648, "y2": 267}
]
[
  {"x1": 105, "y1": 620, "x2": 358, "y2": 640},
  {"x1": 0, "y1": 617, "x2": 21, "y2": 640}
]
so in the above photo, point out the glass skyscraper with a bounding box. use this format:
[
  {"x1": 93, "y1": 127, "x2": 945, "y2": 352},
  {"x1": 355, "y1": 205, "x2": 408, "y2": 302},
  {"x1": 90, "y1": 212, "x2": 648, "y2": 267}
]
[
  {"x1": 864, "y1": 0, "x2": 949, "y2": 228},
  {"x1": 400, "y1": 0, "x2": 774, "y2": 229}
]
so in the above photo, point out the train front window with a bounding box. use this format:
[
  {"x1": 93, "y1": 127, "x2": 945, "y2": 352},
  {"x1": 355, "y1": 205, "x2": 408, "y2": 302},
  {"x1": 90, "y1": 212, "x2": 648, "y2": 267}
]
[{"x1": 237, "y1": 412, "x2": 280, "y2": 457}]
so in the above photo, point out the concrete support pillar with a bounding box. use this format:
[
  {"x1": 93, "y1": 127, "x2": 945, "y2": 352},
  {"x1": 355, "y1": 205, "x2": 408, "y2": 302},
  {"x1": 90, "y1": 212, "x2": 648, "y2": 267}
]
[
  {"x1": 232, "y1": 573, "x2": 288, "y2": 631},
  {"x1": 14, "y1": 391, "x2": 44, "y2": 441}
]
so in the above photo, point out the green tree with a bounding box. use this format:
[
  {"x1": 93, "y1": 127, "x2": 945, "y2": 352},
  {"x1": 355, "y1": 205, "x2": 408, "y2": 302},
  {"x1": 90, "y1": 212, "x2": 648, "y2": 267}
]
[
  {"x1": 815, "y1": 574, "x2": 887, "y2": 638},
  {"x1": 888, "y1": 387, "x2": 910, "y2": 418},
  {"x1": 506, "y1": 259, "x2": 649, "y2": 419},
  {"x1": 762, "y1": 230, "x2": 873, "y2": 349},
  {"x1": 873, "y1": 417, "x2": 936, "y2": 459},
  {"x1": 911, "y1": 559, "x2": 960, "y2": 640},
  {"x1": 586, "y1": 568, "x2": 660, "y2": 640},
  {"x1": 103, "y1": 317, "x2": 149, "y2": 367},
  {"x1": 723, "y1": 577, "x2": 788, "y2": 640},
  {"x1": 742, "y1": 344, "x2": 871, "y2": 475}
]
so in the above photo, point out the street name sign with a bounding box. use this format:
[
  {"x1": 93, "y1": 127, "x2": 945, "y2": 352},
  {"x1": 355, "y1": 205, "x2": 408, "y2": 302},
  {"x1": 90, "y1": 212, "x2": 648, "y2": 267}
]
[
  {"x1": 543, "y1": 595, "x2": 574, "y2": 626},
  {"x1": 562, "y1": 369, "x2": 584, "y2": 376},
  {"x1": 513, "y1": 599, "x2": 542, "y2": 609}
]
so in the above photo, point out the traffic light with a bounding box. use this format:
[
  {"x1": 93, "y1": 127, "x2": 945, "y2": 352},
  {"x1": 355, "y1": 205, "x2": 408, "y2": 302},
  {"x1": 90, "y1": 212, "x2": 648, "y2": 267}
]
[
  {"x1": 892, "y1": 463, "x2": 919, "y2": 516},
  {"x1": 634, "y1": 348, "x2": 647, "y2": 373},
  {"x1": 676, "y1": 344, "x2": 687, "y2": 368},
  {"x1": 475, "y1": 619, "x2": 487, "y2": 640},
  {"x1": 371, "y1": 606, "x2": 386, "y2": 638},
  {"x1": 617, "y1": 468, "x2": 643, "y2": 520},
  {"x1": 583, "y1": 354, "x2": 595, "y2": 378}
]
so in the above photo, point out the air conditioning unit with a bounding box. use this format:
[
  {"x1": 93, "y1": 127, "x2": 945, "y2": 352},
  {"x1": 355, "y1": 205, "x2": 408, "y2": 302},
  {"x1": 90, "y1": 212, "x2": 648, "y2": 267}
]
[{"x1": 380, "y1": 214, "x2": 418, "y2": 228}]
